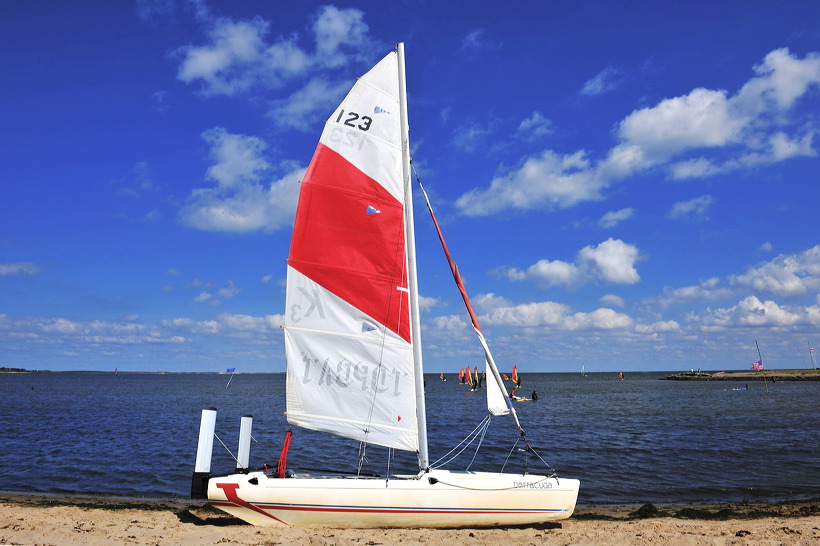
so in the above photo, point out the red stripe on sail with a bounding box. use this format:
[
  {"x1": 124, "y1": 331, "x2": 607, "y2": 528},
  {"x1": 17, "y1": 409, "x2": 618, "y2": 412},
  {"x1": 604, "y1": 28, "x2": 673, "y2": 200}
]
[{"x1": 289, "y1": 143, "x2": 409, "y2": 343}]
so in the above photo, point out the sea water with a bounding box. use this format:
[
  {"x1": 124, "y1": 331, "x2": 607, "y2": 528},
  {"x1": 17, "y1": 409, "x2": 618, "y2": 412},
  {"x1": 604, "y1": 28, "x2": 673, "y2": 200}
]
[{"x1": 0, "y1": 371, "x2": 817, "y2": 505}]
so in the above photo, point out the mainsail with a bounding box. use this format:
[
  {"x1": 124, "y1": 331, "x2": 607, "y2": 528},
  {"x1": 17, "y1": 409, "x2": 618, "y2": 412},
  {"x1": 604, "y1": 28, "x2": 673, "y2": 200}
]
[{"x1": 284, "y1": 52, "x2": 419, "y2": 453}]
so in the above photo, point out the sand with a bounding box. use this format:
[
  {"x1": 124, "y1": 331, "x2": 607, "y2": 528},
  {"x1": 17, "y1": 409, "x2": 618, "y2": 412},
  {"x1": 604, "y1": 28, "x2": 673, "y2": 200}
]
[{"x1": 0, "y1": 494, "x2": 818, "y2": 545}]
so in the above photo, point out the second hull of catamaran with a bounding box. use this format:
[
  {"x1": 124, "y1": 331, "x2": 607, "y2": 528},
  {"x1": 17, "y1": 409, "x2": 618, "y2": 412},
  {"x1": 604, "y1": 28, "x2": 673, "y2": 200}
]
[{"x1": 208, "y1": 469, "x2": 580, "y2": 527}]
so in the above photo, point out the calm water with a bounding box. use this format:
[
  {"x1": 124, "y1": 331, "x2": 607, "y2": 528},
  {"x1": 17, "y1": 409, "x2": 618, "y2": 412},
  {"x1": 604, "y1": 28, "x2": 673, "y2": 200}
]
[{"x1": 0, "y1": 372, "x2": 817, "y2": 505}]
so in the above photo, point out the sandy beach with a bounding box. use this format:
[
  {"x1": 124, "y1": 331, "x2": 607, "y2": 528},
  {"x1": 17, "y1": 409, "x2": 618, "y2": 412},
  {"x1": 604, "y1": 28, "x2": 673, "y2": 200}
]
[{"x1": 0, "y1": 494, "x2": 817, "y2": 545}]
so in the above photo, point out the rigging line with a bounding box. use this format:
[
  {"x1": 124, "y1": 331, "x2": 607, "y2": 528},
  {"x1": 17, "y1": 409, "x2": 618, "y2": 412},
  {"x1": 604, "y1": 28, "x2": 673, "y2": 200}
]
[
  {"x1": 430, "y1": 417, "x2": 486, "y2": 467},
  {"x1": 465, "y1": 415, "x2": 492, "y2": 471},
  {"x1": 431, "y1": 414, "x2": 492, "y2": 468},
  {"x1": 250, "y1": 434, "x2": 279, "y2": 462},
  {"x1": 411, "y1": 163, "x2": 523, "y2": 434},
  {"x1": 525, "y1": 443, "x2": 557, "y2": 474},
  {"x1": 213, "y1": 432, "x2": 240, "y2": 465},
  {"x1": 355, "y1": 158, "x2": 413, "y2": 476},
  {"x1": 428, "y1": 477, "x2": 553, "y2": 492}
]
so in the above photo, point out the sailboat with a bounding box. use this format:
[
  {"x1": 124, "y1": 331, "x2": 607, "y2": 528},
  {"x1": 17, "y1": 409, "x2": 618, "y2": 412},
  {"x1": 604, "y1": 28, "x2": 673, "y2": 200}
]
[{"x1": 194, "y1": 43, "x2": 579, "y2": 528}]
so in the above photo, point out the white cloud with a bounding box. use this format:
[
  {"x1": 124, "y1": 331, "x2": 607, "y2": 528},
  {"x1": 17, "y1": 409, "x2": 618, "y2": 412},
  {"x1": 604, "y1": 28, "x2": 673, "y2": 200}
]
[
  {"x1": 667, "y1": 194, "x2": 715, "y2": 221},
  {"x1": 635, "y1": 320, "x2": 681, "y2": 333},
  {"x1": 731, "y1": 245, "x2": 820, "y2": 298},
  {"x1": 178, "y1": 128, "x2": 302, "y2": 233},
  {"x1": 562, "y1": 308, "x2": 633, "y2": 330},
  {"x1": 654, "y1": 245, "x2": 820, "y2": 309},
  {"x1": 656, "y1": 277, "x2": 734, "y2": 308},
  {"x1": 202, "y1": 128, "x2": 269, "y2": 189},
  {"x1": 0, "y1": 314, "x2": 188, "y2": 345},
  {"x1": 516, "y1": 111, "x2": 554, "y2": 141},
  {"x1": 451, "y1": 120, "x2": 495, "y2": 152},
  {"x1": 599, "y1": 294, "x2": 626, "y2": 308},
  {"x1": 456, "y1": 48, "x2": 820, "y2": 216},
  {"x1": 175, "y1": 6, "x2": 375, "y2": 125},
  {"x1": 481, "y1": 301, "x2": 572, "y2": 327},
  {"x1": 0, "y1": 262, "x2": 44, "y2": 276},
  {"x1": 599, "y1": 207, "x2": 635, "y2": 228},
  {"x1": 267, "y1": 77, "x2": 351, "y2": 130},
  {"x1": 696, "y1": 295, "x2": 811, "y2": 330},
  {"x1": 418, "y1": 295, "x2": 444, "y2": 313},
  {"x1": 577, "y1": 238, "x2": 641, "y2": 284},
  {"x1": 501, "y1": 238, "x2": 640, "y2": 288},
  {"x1": 460, "y1": 29, "x2": 501, "y2": 59},
  {"x1": 581, "y1": 66, "x2": 623, "y2": 96},
  {"x1": 478, "y1": 300, "x2": 632, "y2": 331},
  {"x1": 455, "y1": 150, "x2": 602, "y2": 215},
  {"x1": 311, "y1": 5, "x2": 372, "y2": 68},
  {"x1": 472, "y1": 293, "x2": 513, "y2": 312},
  {"x1": 501, "y1": 259, "x2": 581, "y2": 288},
  {"x1": 177, "y1": 17, "x2": 270, "y2": 96}
]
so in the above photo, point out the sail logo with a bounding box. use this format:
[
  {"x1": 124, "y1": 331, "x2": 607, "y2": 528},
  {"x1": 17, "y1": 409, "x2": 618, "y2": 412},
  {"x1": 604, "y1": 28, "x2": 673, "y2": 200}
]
[
  {"x1": 514, "y1": 481, "x2": 553, "y2": 489},
  {"x1": 290, "y1": 286, "x2": 325, "y2": 322},
  {"x1": 367, "y1": 205, "x2": 381, "y2": 215},
  {"x1": 374, "y1": 106, "x2": 390, "y2": 114},
  {"x1": 299, "y1": 352, "x2": 406, "y2": 396}
]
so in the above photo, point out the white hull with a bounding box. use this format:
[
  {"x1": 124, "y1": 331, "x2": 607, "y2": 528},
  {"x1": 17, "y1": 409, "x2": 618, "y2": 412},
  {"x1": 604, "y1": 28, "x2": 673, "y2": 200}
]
[{"x1": 208, "y1": 469, "x2": 579, "y2": 528}]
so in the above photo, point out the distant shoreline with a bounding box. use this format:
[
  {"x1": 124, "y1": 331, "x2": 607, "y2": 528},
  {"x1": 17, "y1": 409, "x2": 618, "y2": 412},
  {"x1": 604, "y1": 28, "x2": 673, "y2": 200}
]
[{"x1": 662, "y1": 369, "x2": 820, "y2": 381}]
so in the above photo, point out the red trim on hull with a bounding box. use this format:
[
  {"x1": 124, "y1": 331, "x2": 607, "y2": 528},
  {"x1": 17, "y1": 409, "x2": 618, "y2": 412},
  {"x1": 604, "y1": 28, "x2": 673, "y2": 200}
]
[{"x1": 215, "y1": 483, "x2": 289, "y2": 525}]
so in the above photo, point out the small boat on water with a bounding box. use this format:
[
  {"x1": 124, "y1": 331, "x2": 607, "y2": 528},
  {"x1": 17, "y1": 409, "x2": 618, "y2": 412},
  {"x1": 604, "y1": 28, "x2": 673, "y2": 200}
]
[{"x1": 192, "y1": 43, "x2": 579, "y2": 528}]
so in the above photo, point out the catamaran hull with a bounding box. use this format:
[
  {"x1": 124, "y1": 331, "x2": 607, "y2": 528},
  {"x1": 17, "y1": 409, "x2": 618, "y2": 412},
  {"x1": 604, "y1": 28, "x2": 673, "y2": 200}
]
[{"x1": 208, "y1": 469, "x2": 579, "y2": 527}]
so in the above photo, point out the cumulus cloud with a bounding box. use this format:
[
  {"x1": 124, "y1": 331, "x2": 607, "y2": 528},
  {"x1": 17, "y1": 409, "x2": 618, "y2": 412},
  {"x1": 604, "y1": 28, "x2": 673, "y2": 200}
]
[
  {"x1": 455, "y1": 48, "x2": 820, "y2": 216},
  {"x1": 476, "y1": 299, "x2": 632, "y2": 331},
  {"x1": 696, "y1": 295, "x2": 812, "y2": 330},
  {"x1": 731, "y1": 244, "x2": 820, "y2": 298},
  {"x1": 0, "y1": 314, "x2": 187, "y2": 345},
  {"x1": 178, "y1": 127, "x2": 302, "y2": 233},
  {"x1": 501, "y1": 238, "x2": 640, "y2": 288},
  {"x1": 455, "y1": 150, "x2": 602, "y2": 215},
  {"x1": 174, "y1": 6, "x2": 375, "y2": 127},
  {"x1": 654, "y1": 245, "x2": 820, "y2": 308}
]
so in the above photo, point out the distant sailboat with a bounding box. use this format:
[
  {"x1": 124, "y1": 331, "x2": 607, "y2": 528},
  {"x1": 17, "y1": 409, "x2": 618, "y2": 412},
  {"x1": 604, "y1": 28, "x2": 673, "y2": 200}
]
[{"x1": 580, "y1": 364, "x2": 587, "y2": 377}]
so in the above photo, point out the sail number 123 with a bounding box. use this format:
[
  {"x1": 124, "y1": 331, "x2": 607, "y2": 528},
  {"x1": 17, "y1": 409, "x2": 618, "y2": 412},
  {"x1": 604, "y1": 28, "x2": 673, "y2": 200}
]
[{"x1": 335, "y1": 110, "x2": 372, "y2": 131}]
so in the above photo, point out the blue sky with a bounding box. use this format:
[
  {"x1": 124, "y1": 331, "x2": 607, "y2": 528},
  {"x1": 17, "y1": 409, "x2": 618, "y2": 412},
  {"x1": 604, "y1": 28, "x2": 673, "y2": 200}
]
[{"x1": 2, "y1": 0, "x2": 819, "y2": 373}]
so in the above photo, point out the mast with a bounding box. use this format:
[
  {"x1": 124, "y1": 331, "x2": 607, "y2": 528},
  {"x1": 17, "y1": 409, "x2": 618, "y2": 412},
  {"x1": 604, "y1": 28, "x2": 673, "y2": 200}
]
[{"x1": 397, "y1": 43, "x2": 429, "y2": 470}]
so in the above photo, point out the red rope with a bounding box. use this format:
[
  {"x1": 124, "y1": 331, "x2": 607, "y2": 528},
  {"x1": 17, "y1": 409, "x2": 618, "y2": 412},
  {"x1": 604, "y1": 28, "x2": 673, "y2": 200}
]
[{"x1": 276, "y1": 431, "x2": 292, "y2": 478}]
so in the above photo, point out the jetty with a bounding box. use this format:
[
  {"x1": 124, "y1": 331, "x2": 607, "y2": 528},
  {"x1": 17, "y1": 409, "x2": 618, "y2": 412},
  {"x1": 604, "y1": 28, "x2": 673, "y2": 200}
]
[{"x1": 662, "y1": 369, "x2": 820, "y2": 381}]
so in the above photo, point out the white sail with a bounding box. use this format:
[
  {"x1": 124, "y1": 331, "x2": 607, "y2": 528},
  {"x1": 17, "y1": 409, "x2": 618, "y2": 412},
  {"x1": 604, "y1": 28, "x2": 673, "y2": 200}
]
[{"x1": 284, "y1": 51, "x2": 419, "y2": 452}]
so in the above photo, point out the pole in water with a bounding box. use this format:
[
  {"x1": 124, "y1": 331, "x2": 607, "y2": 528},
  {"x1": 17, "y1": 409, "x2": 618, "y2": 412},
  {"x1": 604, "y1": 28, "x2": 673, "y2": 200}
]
[
  {"x1": 191, "y1": 407, "x2": 217, "y2": 498},
  {"x1": 236, "y1": 414, "x2": 253, "y2": 473}
]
